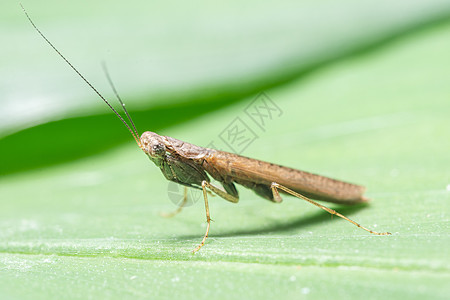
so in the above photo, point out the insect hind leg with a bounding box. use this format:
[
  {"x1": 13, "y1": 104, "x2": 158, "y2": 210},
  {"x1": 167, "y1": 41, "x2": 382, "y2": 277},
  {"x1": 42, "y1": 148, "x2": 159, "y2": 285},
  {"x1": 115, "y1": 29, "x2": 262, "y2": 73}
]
[{"x1": 270, "y1": 182, "x2": 391, "y2": 236}]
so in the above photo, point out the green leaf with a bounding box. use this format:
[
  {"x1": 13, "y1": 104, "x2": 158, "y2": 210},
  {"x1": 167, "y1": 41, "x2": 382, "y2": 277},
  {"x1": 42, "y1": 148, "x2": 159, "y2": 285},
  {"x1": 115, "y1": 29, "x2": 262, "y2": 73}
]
[
  {"x1": 2, "y1": 0, "x2": 450, "y2": 136},
  {"x1": 1, "y1": 2, "x2": 450, "y2": 300}
]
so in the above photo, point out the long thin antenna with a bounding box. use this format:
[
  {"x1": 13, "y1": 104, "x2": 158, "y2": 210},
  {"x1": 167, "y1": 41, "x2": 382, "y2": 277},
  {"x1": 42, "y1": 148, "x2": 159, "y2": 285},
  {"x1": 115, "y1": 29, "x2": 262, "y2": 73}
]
[
  {"x1": 101, "y1": 62, "x2": 140, "y2": 140},
  {"x1": 20, "y1": 4, "x2": 142, "y2": 147}
]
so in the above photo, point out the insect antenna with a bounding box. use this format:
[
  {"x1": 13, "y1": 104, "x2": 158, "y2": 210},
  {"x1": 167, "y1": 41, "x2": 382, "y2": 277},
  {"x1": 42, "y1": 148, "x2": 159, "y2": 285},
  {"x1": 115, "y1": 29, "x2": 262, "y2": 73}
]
[
  {"x1": 101, "y1": 62, "x2": 140, "y2": 142},
  {"x1": 20, "y1": 4, "x2": 142, "y2": 147}
]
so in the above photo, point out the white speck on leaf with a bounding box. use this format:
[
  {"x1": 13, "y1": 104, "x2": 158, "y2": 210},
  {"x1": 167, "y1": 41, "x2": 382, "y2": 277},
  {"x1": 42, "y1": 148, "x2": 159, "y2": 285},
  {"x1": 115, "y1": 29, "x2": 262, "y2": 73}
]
[
  {"x1": 68, "y1": 171, "x2": 106, "y2": 187},
  {"x1": 289, "y1": 275, "x2": 296, "y2": 282},
  {"x1": 302, "y1": 287, "x2": 310, "y2": 294},
  {"x1": 390, "y1": 169, "x2": 399, "y2": 177},
  {"x1": 19, "y1": 219, "x2": 39, "y2": 232}
]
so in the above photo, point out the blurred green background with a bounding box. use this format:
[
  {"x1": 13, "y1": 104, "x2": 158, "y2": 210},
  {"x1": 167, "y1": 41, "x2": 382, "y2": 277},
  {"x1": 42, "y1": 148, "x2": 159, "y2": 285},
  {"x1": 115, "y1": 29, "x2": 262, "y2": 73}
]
[{"x1": 1, "y1": 0, "x2": 449, "y2": 299}]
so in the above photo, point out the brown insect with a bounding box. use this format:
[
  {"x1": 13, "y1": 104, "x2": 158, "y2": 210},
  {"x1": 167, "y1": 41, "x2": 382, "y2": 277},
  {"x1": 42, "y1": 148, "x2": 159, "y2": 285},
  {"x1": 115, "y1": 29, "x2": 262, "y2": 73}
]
[{"x1": 22, "y1": 5, "x2": 391, "y2": 253}]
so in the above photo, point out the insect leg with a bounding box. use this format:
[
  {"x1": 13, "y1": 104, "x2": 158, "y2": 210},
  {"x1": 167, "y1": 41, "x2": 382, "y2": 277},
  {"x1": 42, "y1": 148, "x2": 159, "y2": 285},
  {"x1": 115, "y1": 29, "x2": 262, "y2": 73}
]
[
  {"x1": 270, "y1": 182, "x2": 391, "y2": 235},
  {"x1": 203, "y1": 181, "x2": 239, "y2": 203},
  {"x1": 160, "y1": 187, "x2": 189, "y2": 218},
  {"x1": 193, "y1": 180, "x2": 239, "y2": 253}
]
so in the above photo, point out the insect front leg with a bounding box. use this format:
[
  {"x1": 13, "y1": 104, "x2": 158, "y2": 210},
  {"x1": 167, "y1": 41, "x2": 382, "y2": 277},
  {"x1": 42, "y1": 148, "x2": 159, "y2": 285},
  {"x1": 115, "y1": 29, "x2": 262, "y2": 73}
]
[
  {"x1": 160, "y1": 187, "x2": 188, "y2": 218},
  {"x1": 270, "y1": 182, "x2": 391, "y2": 236},
  {"x1": 193, "y1": 180, "x2": 239, "y2": 253}
]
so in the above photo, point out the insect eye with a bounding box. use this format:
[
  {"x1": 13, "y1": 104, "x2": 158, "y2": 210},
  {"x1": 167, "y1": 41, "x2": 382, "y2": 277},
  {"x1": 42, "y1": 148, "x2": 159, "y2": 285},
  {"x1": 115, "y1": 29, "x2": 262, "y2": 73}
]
[{"x1": 152, "y1": 144, "x2": 165, "y2": 157}]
